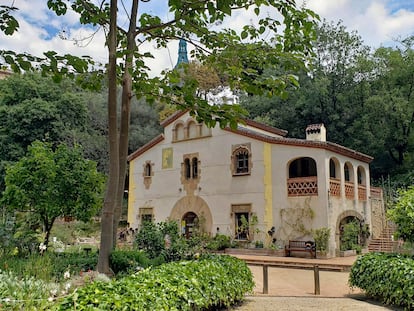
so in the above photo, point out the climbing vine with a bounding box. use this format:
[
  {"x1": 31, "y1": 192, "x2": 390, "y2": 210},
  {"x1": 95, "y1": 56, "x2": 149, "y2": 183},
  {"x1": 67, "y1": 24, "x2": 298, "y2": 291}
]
[{"x1": 278, "y1": 198, "x2": 315, "y2": 240}]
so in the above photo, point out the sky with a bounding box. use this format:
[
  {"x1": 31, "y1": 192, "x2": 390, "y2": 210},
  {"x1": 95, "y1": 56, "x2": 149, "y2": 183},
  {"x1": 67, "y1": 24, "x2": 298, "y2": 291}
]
[{"x1": 1, "y1": 0, "x2": 414, "y2": 77}]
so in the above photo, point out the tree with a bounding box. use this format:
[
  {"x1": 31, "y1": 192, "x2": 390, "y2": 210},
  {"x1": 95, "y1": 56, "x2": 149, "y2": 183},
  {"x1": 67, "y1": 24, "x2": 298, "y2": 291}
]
[
  {"x1": 387, "y1": 186, "x2": 414, "y2": 244},
  {"x1": 0, "y1": 73, "x2": 109, "y2": 189},
  {"x1": 1, "y1": 1, "x2": 318, "y2": 273},
  {"x1": 1, "y1": 141, "x2": 105, "y2": 248}
]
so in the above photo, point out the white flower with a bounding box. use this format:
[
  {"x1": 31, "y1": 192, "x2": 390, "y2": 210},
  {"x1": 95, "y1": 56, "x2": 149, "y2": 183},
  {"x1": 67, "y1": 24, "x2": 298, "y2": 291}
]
[
  {"x1": 39, "y1": 243, "x2": 47, "y2": 251},
  {"x1": 4, "y1": 298, "x2": 11, "y2": 303},
  {"x1": 48, "y1": 297, "x2": 54, "y2": 302},
  {"x1": 64, "y1": 271, "x2": 70, "y2": 279},
  {"x1": 65, "y1": 282, "x2": 71, "y2": 291},
  {"x1": 50, "y1": 289, "x2": 58, "y2": 296}
]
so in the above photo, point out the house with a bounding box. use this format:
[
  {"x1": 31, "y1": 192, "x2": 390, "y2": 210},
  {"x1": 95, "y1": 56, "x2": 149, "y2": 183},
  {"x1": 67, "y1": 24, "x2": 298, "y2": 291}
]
[{"x1": 127, "y1": 110, "x2": 385, "y2": 257}]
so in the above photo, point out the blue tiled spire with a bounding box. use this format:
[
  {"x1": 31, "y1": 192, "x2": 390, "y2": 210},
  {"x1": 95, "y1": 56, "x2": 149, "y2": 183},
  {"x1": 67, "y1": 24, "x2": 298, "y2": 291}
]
[{"x1": 175, "y1": 38, "x2": 189, "y2": 68}]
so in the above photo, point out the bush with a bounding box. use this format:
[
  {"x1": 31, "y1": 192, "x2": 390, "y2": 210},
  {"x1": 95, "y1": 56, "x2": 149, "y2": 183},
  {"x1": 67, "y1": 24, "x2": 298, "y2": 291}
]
[
  {"x1": 56, "y1": 255, "x2": 254, "y2": 310},
  {"x1": 341, "y1": 221, "x2": 359, "y2": 251},
  {"x1": 349, "y1": 252, "x2": 414, "y2": 310},
  {"x1": 109, "y1": 250, "x2": 150, "y2": 275},
  {"x1": 135, "y1": 220, "x2": 198, "y2": 262},
  {"x1": 312, "y1": 227, "x2": 330, "y2": 253},
  {"x1": 0, "y1": 269, "x2": 61, "y2": 310},
  {"x1": 206, "y1": 234, "x2": 231, "y2": 251}
]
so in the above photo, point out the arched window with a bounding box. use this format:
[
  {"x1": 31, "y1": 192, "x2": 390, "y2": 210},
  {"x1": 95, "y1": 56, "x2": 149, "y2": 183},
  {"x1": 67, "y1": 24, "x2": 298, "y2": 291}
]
[
  {"x1": 188, "y1": 121, "x2": 198, "y2": 139},
  {"x1": 145, "y1": 163, "x2": 152, "y2": 177},
  {"x1": 175, "y1": 123, "x2": 185, "y2": 141},
  {"x1": 184, "y1": 158, "x2": 191, "y2": 179},
  {"x1": 192, "y1": 157, "x2": 198, "y2": 178}
]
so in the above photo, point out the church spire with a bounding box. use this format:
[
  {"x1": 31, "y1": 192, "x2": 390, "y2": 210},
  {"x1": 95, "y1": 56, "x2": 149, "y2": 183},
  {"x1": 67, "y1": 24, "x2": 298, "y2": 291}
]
[{"x1": 175, "y1": 38, "x2": 189, "y2": 68}]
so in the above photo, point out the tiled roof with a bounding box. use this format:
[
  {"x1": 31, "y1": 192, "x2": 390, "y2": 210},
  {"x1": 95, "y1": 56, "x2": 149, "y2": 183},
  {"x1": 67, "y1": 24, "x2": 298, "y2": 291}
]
[{"x1": 224, "y1": 126, "x2": 373, "y2": 163}]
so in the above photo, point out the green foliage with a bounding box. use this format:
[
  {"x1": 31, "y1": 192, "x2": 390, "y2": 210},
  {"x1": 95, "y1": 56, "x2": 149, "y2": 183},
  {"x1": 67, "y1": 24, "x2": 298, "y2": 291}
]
[
  {"x1": 0, "y1": 269, "x2": 59, "y2": 310},
  {"x1": 349, "y1": 252, "x2": 414, "y2": 310},
  {"x1": 134, "y1": 220, "x2": 202, "y2": 262},
  {"x1": 1, "y1": 141, "x2": 105, "y2": 247},
  {"x1": 388, "y1": 186, "x2": 414, "y2": 243},
  {"x1": 0, "y1": 251, "x2": 98, "y2": 282},
  {"x1": 109, "y1": 250, "x2": 150, "y2": 275},
  {"x1": 56, "y1": 255, "x2": 254, "y2": 310},
  {"x1": 0, "y1": 5, "x2": 19, "y2": 35},
  {"x1": 0, "y1": 210, "x2": 42, "y2": 257},
  {"x1": 206, "y1": 234, "x2": 232, "y2": 251},
  {"x1": 134, "y1": 221, "x2": 166, "y2": 260},
  {"x1": 340, "y1": 221, "x2": 360, "y2": 251},
  {"x1": 312, "y1": 227, "x2": 331, "y2": 253}
]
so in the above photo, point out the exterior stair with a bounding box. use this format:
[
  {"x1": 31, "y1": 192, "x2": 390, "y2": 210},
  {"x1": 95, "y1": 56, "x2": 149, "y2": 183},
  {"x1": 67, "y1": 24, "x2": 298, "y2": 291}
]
[{"x1": 368, "y1": 223, "x2": 398, "y2": 253}]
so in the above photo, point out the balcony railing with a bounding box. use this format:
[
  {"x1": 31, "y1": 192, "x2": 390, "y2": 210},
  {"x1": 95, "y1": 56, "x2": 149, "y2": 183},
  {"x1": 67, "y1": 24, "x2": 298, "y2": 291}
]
[
  {"x1": 329, "y1": 178, "x2": 341, "y2": 197},
  {"x1": 345, "y1": 182, "x2": 354, "y2": 199},
  {"x1": 287, "y1": 176, "x2": 318, "y2": 197},
  {"x1": 370, "y1": 187, "x2": 383, "y2": 199},
  {"x1": 358, "y1": 185, "x2": 367, "y2": 201}
]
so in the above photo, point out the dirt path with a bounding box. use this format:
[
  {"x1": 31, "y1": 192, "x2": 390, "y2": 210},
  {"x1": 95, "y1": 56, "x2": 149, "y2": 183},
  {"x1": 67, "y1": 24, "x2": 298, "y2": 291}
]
[
  {"x1": 249, "y1": 266, "x2": 359, "y2": 297},
  {"x1": 228, "y1": 265, "x2": 398, "y2": 310}
]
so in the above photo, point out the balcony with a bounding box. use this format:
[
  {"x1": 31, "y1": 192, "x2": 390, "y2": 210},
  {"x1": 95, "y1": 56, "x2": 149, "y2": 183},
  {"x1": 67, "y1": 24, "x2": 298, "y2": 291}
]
[
  {"x1": 358, "y1": 185, "x2": 367, "y2": 201},
  {"x1": 329, "y1": 178, "x2": 341, "y2": 197},
  {"x1": 287, "y1": 176, "x2": 318, "y2": 197},
  {"x1": 345, "y1": 182, "x2": 354, "y2": 199}
]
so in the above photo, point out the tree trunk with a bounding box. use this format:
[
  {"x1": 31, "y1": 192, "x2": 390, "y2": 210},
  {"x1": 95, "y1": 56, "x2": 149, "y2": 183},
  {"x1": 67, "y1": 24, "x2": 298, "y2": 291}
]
[
  {"x1": 112, "y1": 0, "x2": 139, "y2": 247},
  {"x1": 97, "y1": 0, "x2": 118, "y2": 274}
]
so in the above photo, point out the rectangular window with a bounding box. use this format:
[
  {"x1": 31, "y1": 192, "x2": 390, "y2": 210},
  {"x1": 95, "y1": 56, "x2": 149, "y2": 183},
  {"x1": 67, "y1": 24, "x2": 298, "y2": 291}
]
[
  {"x1": 139, "y1": 207, "x2": 153, "y2": 225},
  {"x1": 235, "y1": 212, "x2": 249, "y2": 240},
  {"x1": 231, "y1": 204, "x2": 252, "y2": 240}
]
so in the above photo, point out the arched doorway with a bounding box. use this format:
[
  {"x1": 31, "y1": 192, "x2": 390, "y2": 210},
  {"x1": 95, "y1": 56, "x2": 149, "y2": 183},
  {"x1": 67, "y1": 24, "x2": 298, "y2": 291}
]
[
  {"x1": 336, "y1": 211, "x2": 365, "y2": 252},
  {"x1": 170, "y1": 196, "x2": 213, "y2": 236},
  {"x1": 182, "y1": 212, "x2": 199, "y2": 238}
]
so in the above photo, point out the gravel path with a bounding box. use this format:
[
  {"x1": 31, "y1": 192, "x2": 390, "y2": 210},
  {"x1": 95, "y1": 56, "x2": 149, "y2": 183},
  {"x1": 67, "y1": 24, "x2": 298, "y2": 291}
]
[
  {"x1": 231, "y1": 296, "x2": 398, "y2": 311},
  {"x1": 227, "y1": 265, "x2": 400, "y2": 310}
]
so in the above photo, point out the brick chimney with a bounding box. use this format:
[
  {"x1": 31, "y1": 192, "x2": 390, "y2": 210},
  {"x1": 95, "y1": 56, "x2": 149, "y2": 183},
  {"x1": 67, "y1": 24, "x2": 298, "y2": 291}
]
[{"x1": 306, "y1": 124, "x2": 326, "y2": 142}]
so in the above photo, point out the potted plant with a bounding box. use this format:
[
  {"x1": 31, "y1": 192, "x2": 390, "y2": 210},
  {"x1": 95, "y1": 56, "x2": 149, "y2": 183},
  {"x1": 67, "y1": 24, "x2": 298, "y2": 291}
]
[{"x1": 312, "y1": 227, "x2": 331, "y2": 258}]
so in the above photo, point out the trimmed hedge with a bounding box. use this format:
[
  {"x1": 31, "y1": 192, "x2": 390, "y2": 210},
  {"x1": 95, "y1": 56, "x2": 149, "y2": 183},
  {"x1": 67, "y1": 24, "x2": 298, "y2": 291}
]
[
  {"x1": 56, "y1": 254, "x2": 254, "y2": 310},
  {"x1": 349, "y1": 252, "x2": 414, "y2": 310}
]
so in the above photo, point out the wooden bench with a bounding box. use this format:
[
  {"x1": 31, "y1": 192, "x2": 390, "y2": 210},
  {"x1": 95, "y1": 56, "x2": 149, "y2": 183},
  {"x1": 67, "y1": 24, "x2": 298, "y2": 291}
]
[{"x1": 285, "y1": 240, "x2": 316, "y2": 259}]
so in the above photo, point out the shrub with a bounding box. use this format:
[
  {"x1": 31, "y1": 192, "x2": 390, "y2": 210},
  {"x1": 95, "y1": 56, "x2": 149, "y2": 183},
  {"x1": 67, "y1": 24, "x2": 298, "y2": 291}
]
[
  {"x1": 109, "y1": 249, "x2": 150, "y2": 275},
  {"x1": 56, "y1": 255, "x2": 254, "y2": 310},
  {"x1": 349, "y1": 252, "x2": 414, "y2": 310},
  {"x1": 312, "y1": 227, "x2": 331, "y2": 253},
  {"x1": 135, "y1": 220, "x2": 198, "y2": 262},
  {"x1": 206, "y1": 234, "x2": 231, "y2": 251},
  {"x1": 341, "y1": 221, "x2": 359, "y2": 251},
  {"x1": 0, "y1": 269, "x2": 61, "y2": 310},
  {"x1": 49, "y1": 252, "x2": 98, "y2": 281}
]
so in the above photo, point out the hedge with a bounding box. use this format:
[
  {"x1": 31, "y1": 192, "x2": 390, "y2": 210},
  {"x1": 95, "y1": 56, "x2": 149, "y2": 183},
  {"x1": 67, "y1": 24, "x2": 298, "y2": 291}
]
[
  {"x1": 56, "y1": 254, "x2": 254, "y2": 310},
  {"x1": 349, "y1": 252, "x2": 414, "y2": 310}
]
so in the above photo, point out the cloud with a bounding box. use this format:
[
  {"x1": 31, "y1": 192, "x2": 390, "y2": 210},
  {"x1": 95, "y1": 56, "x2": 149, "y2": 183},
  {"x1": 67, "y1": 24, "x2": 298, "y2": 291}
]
[
  {"x1": 2, "y1": 0, "x2": 414, "y2": 78},
  {"x1": 305, "y1": 0, "x2": 414, "y2": 48}
]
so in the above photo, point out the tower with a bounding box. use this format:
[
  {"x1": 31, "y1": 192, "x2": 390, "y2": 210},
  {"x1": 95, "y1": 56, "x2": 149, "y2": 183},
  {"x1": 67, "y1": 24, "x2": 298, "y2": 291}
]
[{"x1": 175, "y1": 38, "x2": 189, "y2": 68}]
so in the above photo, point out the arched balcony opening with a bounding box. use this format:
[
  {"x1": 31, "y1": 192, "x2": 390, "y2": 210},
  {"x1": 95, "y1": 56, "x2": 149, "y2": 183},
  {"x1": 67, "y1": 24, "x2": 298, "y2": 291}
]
[
  {"x1": 287, "y1": 157, "x2": 318, "y2": 196},
  {"x1": 344, "y1": 162, "x2": 355, "y2": 199},
  {"x1": 357, "y1": 166, "x2": 367, "y2": 201},
  {"x1": 329, "y1": 158, "x2": 341, "y2": 197}
]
